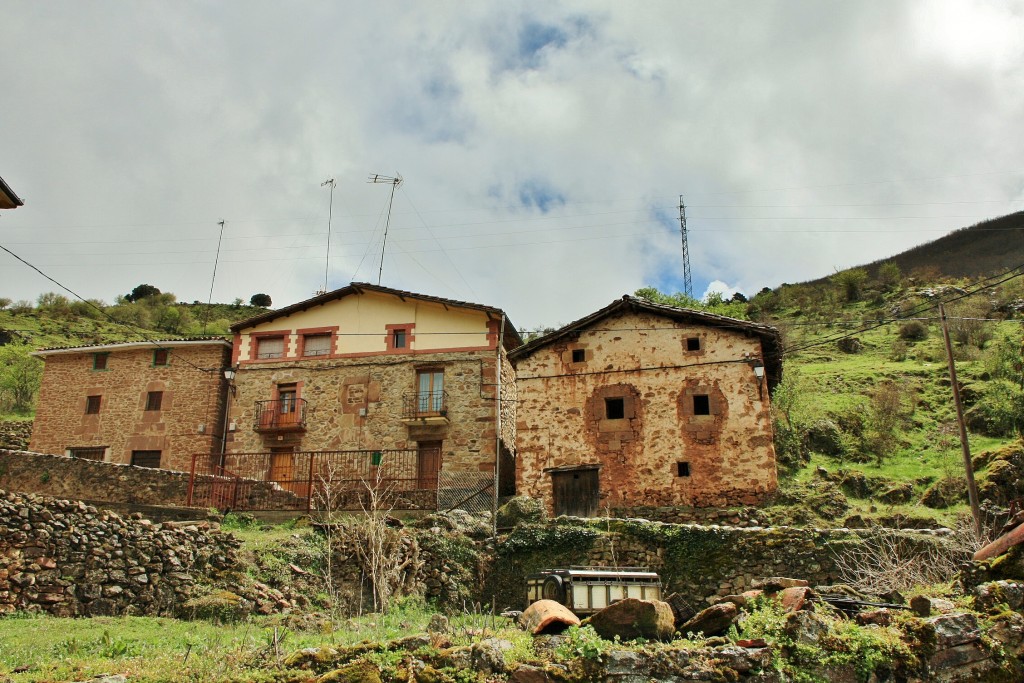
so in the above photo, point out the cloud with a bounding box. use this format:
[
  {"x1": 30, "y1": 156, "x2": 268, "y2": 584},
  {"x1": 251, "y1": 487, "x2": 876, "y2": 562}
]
[
  {"x1": 2, "y1": 2, "x2": 1023, "y2": 330},
  {"x1": 702, "y1": 280, "x2": 741, "y2": 302}
]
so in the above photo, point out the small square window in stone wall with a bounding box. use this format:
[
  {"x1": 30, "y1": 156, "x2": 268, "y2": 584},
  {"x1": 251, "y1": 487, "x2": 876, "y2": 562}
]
[
  {"x1": 605, "y1": 397, "x2": 625, "y2": 419},
  {"x1": 693, "y1": 394, "x2": 710, "y2": 415},
  {"x1": 572, "y1": 348, "x2": 585, "y2": 363},
  {"x1": 686, "y1": 337, "x2": 701, "y2": 351},
  {"x1": 676, "y1": 461, "x2": 691, "y2": 477},
  {"x1": 85, "y1": 395, "x2": 101, "y2": 414}
]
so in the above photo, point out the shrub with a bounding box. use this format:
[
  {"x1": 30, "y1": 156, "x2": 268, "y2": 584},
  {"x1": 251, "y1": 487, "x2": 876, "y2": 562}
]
[
  {"x1": 889, "y1": 340, "x2": 909, "y2": 361},
  {"x1": 831, "y1": 268, "x2": 869, "y2": 302},
  {"x1": 898, "y1": 321, "x2": 929, "y2": 341}
]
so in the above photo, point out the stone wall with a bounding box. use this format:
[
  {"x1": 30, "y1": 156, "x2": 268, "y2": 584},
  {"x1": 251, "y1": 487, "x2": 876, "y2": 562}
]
[
  {"x1": 515, "y1": 309, "x2": 778, "y2": 514},
  {"x1": 0, "y1": 420, "x2": 31, "y2": 451},
  {"x1": 228, "y1": 351, "x2": 511, "y2": 479},
  {"x1": 0, "y1": 449, "x2": 196, "y2": 506},
  {"x1": 0, "y1": 488, "x2": 238, "y2": 616},
  {"x1": 30, "y1": 341, "x2": 231, "y2": 472},
  {"x1": 485, "y1": 518, "x2": 954, "y2": 610}
]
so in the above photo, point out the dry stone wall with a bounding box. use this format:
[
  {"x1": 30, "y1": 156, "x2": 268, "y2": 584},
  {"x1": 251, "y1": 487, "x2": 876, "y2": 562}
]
[
  {"x1": 486, "y1": 518, "x2": 955, "y2": 610},
  {"x1": 0, "y1": 488, "x2": 238, "y2": 616}
]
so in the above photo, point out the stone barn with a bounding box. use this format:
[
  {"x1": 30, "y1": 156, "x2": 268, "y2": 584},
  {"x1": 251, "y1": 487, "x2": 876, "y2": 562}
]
[{"x1": 510, "y1": 295, "x2": 782, "y2": 518}]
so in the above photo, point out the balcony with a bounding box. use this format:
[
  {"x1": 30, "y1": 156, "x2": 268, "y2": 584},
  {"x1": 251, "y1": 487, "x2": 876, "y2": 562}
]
[
  {"x1": 254, "y1": 399, "x2": 308, "y2": 433},
  {"x1": 401, "y1": 391, "x2": 449, "y2": 434}
]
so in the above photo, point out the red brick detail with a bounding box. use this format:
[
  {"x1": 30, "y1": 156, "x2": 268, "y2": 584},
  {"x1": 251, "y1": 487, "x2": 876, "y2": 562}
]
[
  {"x1": 296, "y1": 326, "x2": 339, "y2": 358},
  {"x1": 384, "y1": 323, "x2": 415, "y2": 354},
  {"x1": 246, "y1": 330, "x2": 293, "y2": 363}
]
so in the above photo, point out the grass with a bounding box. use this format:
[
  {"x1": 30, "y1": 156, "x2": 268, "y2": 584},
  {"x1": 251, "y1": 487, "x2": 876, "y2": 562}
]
[{"x1": 0, "y1": 600, "x2": 534, "y2": 683}]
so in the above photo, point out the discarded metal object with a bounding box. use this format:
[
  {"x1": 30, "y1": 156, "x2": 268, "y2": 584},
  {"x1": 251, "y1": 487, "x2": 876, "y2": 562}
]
[
  {"x1": 974, "y1": 522, "x2": 1024, "y2": 562},
  {"x1": 520, "y1": 599, "x2": 580, "y2": 635},
  {"x1": 819, "y1": 594, "x2": 912, "y2": 615},
  {"x1": 525, "y1": 566, "x2": 662, "y2": 616}
]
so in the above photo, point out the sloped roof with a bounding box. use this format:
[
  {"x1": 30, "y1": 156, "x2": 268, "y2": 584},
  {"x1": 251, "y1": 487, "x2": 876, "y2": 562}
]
[
  {"x1": 230, "y1": 282, "x2": 523, "y2": 350},
  {"x1": 0, "y1": 175, "x2": 23, "y2": 209},
  {"x1": 509, "y1": 295, "x2": 783, "y2": 390},
  {"x1": 34, "y1": 337, "x2": 231, "y2": 356}
]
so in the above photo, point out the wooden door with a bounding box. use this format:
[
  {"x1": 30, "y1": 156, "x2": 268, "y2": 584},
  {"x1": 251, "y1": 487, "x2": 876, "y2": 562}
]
[
  {"x1": 416, "y1": 441, "x2": 442, "y2": 490},
  {"x1": 552, "y1": 469, "x2": 599, "y2": 517},
  {"x1": 269, "y1": 448, "x2": 307, "y2": 497}
]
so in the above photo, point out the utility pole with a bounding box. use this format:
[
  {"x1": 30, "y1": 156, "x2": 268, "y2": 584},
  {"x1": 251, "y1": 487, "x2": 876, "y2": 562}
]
[
  {"x1": 202, "y1": 220, "x2": 226, "y2": 335},
  {"x1": 321, "y1": 178, "x2": 336, "y2": 295},
  {"x1": 368, "y1": 173, "x2": 403, "y2": 286},
  {"x1": 939, "y1": 302, "x2": 983, "y2": 537},
  {"x1": 678, "y1": 195, "x2": 693, "y2": 299}
]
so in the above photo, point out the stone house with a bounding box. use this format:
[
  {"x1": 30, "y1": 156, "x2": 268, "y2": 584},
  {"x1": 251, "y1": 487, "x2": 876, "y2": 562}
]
[
  {"x1": 29, "y1": 338, "x2": 232, "y2": 472},
  {"x1": 223, "y1": 283, "x2": 520, "y2": 508},
  {"x1": 510, "y1": 295, "x2": 782, "y2": 518}
]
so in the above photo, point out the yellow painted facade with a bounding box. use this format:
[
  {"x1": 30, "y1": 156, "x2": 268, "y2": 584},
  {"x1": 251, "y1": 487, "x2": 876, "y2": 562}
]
[{"x1": 235, "y1": 291, "x2": 492, "y2": 361}]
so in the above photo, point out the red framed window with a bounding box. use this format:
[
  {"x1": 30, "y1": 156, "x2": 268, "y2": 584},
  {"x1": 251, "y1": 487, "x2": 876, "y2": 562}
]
[
  {"x1": 153, "y1": 349, "x2": 170, "y2": 366},
  {"x1": 256, "y1": 336, "x2": 285, "y2": 359},
  {"x1": 93, "y1": 353, "x2": 109, "y2": 370}
]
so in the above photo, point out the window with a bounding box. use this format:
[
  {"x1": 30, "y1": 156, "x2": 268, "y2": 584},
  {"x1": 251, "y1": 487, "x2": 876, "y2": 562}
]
[
  {"x1": 393, "y1": 329, "x2": 407, "y2": 349},
  {"x1": 145, "y1": 391, "x2": 163, "y2": 411},
  {"x1": 85, "y1": 395, "x2": 101, "y2": 414},
  {"x1": 70, "y1": 447, "x2": 106, "y2": 461},
  {"x1": 93, "y1": 353, "x2": 109, "y2": 370},
  {"x1": 676, "y1": 462, "x2": 691, "y2": 477},
  {"x1": 693, "y1": 394, "x2": 711, "y2": 415},
  {"x1": 571, "y1": 349, "x2": 586, "y2": 363},
  {"x1": 605, "y1": 397, "x2": 625, "y2": 419},
  {"x1": 130, "y1": 450, "x2": 161, "y2": 468},
  {"x1": 153, "y1": 349, "x2": 170, "y2": 366},
  {"x1": 686, "y1": 337, "x2": 701, "y2": 352},
  {"x1": 303, "y1": 333, "x2": 332, "y2": 357},
  {"x1": 256, "y1": 336, "x2": 285, "y2": 359},
  {"x1": 277, "y1": 384, "x2": 298, "y2": 414},
  {"x1": 416, "y1": 370, "x2": 444, "y2": 413}
]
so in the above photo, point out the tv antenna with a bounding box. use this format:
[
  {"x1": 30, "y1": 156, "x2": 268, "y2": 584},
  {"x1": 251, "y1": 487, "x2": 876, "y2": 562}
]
[
  {"x1": 202, "y1": 220, "x2": 226, "y2": 334},
  {"x1": 678, "y1": 194, "x2": 693, "y2": 299},
  {"x1": 320, "y1": 178, "x2": 335, "y2": 295},
  {"x1": 368, "y1": 173, "x2": 403, "y2": 285}
]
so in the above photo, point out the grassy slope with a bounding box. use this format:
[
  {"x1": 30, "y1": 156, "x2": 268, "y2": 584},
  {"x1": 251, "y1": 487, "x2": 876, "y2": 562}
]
[{"x1": 766, "y1": 277, "x2": 1023, "y2": 527}]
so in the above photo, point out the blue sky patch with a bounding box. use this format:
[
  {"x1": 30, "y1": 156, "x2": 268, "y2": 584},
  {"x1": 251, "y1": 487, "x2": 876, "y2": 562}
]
[{"x1": 517, "y1": 179, "x2": 566, "y2": 213}]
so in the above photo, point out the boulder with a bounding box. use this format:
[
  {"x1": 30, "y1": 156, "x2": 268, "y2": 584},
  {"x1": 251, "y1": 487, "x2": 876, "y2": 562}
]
[
  {"x1": 520, "y1": 599, "x2": 580, "y2": 635},
  {"x1": 679, "y1": 602, "x2": 738, "y2": 638},
  {"x1": 974, "y1": 581, "x2": 1024, "y2": 613},
  {"x1": 779, "y1": 586, "x2": 814, "y2": 612},
  {"x1": 588, "y1": 598, "x2": 676, "y2": 641},
  {"x1": 784, "y1": 610, "x2": 830, "y2": 646},
  {"x1": 928, "y1": 613, "x2": 981, "y2": 649}
]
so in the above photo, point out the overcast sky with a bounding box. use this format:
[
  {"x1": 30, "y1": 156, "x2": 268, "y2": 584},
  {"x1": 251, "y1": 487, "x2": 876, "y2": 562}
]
[{"x1": 2, "y1": 1, "x2": 1023, "y2": 329}]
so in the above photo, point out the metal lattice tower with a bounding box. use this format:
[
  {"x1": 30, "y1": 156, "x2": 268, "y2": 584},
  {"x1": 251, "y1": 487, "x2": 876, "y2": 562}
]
[{"x1": 678, "y1": 194, "x2": 693, "y2": 298}]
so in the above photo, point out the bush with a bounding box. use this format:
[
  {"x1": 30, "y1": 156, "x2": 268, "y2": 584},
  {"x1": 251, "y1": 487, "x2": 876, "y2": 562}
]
[
  {"x1": 967, "y1": 380, "x2": 1024, "y2": 437},
  {"x1": 898, "y1": 321, "x2": 929, "y2": 341},
  {"x1": 806, "y1": 419, "x2": 845, "y2": 457},
  {"x1": 889, "y1": 340, "x2": 909, "y2": 361}
]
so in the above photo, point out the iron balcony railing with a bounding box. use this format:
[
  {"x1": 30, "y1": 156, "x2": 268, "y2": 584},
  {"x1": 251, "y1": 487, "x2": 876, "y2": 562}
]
[
  {"x1": 253, "y1": 398, "x2": 308, "y2": 432},
  {"x1": 402, "y1": 390, "x2": 448, "y2": 419}
]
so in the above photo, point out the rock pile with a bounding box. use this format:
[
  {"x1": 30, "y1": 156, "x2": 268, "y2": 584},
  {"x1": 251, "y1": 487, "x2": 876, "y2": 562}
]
[
  {"x1": 0, "y1": 420, "x2": 31, "y2": 451},
  {"x1": 0, "y1": 488, "x2": 239, "y2": 616}
]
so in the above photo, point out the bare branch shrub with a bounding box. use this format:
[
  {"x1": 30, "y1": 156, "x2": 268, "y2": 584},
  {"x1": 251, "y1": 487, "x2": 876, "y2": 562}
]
[{"x1": 830, "y1": 529, "x2": 968, "y2": 595}]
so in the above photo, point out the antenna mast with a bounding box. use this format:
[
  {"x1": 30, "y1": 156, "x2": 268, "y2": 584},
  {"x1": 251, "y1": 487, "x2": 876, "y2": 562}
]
[
  {"x1": 368, "y1": 173, "x2": 403, "y2": 286},
  {"x1": 320, "y1": 178, "x2": 335, "y2": 295},
  {"x1": 678, "y1": 194, "x2": 693, "y2": 299},
  {"x1": 203, "y1": 219, "x2": 226, "y2": 335}
]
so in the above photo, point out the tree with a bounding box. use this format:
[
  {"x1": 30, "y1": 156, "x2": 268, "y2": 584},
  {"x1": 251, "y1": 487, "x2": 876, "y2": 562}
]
[
  {"x1": 876, "y1": 262, "x2": 903, "y2": 292},
  {"x1": 831, "y1": 268, "x2": 869, "y2": 302},
  {"x1": 125, "y1": 284, "x2": 161, "y2": 302},
  {"x1": 250, "y1": 293, "x2": 272, "y2": 308},
  {"x1": 0, "y1": 345, "x2": 42, "y2": 413}
]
